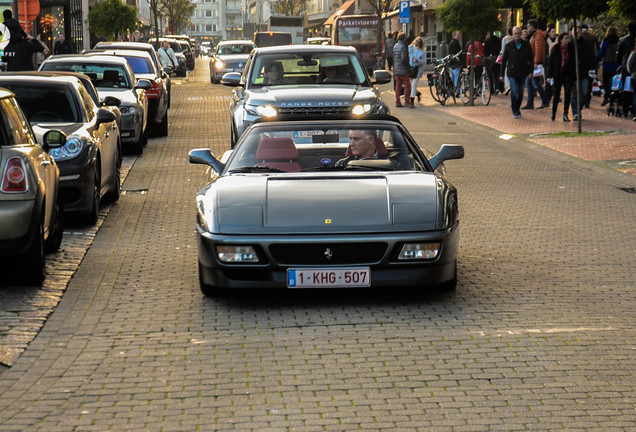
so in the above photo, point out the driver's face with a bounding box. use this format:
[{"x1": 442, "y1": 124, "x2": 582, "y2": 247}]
[{"x1": 348, "y1": 131, "x2": 376, "y2": 158}]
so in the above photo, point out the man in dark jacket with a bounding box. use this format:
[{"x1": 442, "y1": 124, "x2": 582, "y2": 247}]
[
  {"x1": 393, "y1": 32, "x2": 412, "y2": 108},
  {"x1": 617, "y1": 22, "x2": 635, "y2": 117},
  {"x1": 3, "y1": 10, "x2": 27, "y2": 43},
  {"x1": 484, "y1": 32, "x2": 501, "y2": 94},
  {"x1": 2, "y1": 34, "x2": 44, "y2": 71},
  {"x1": 448, "y1": 31, "x2": 462, "y2": 89},
  {"x1": 569, "y1": 26, "x2": 596, "y2": 120},
  {"x1": 500, "y1": 26, "x2": 534, "y2": 118},
  {"x1": 53, "y1": 34, "x2": 73, "y2": 54}
]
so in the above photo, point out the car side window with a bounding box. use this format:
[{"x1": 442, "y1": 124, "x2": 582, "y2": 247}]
[
  {"x1": 77, "y1": 85, "x2": 96, "y2": 122},
  {"x1": 0, "y1": 98, "x2": 34, "y2": 146}
]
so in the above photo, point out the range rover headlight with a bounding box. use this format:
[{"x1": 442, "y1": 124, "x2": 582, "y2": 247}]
[
  {"x1": 352, "y1": 103, "x2": 372, "y2": 115},
  {"x1": 49, "y1": 136, "x2": 85, "y2": 161},
  {"x1": 245, "y1": 104, "x2": 277, "y2": 117},
  {"x1": 215, "y1": 60, "x2": 225, "y2": 69}
]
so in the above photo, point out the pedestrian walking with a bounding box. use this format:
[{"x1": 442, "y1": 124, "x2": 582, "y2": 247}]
[
  {"x1": 409, "y1": 37, "x2": 425, "y2": 106},
  {"x1": 500, "y1": 28, "x2": 513, "y2": 94},
  {"x1": 597, "y1": 26, "x2": 620, "y2": 106},
  {"x1": 2, "y1": 34, "x2": 45, "y2": 71},
  {"x1": 449, "y1": 31, "x2": 462, "y2": 89},
  {"x1": 393, "y1": 32, "x2": 412, "y2": 108},
  {"x1": 547, "y1": 32, "x2": 576, "y2": 122},
  {"x1": 484, "y1": 31, "x2": 501, "y2": 94},
  {"x1": 580, "y1": 24, "x2": 599, "y2": 108},
  {"x1": 500, "y1": 26, "x2": 534, "y2": 119},
  {"x1": 53, "y1": 34, "x2": 73, "y2": 54},
  {"x1": 385, "y1": 32, "x2": 396, "y2": 70},
  {"x1": 616, "y1": 22, "x2": 635, "y2": 118},
  {"x1": 569, "y1": 25, "x2": 596, "y2": 120},
  {"x1": 628, "y1": 45, "x2": 636, "y2": 121},
  {"x1": 522, "y1": 19, "x2": 550, "y2": 110}
]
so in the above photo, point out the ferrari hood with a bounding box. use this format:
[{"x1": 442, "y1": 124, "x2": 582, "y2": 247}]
[
  {"x1": 248, "y1": 86, "x2": 377, "y2": 106},
  {"x1": 207, "y1": 173, "x2": 439, "y2": 234}
]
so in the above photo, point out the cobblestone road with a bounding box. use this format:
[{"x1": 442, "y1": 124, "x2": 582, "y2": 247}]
[{"x1": 0, "y1": 59, "x2": 634, "y2": 430}]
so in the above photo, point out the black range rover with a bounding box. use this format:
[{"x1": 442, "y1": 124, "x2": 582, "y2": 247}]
[{"x1": 221, "y1": 45, "x2": 392, "y2": 147}]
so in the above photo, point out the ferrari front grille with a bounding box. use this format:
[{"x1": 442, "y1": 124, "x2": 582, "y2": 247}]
[{"x1": 270, "y1": 242, "x2": 387, "y2": 265}]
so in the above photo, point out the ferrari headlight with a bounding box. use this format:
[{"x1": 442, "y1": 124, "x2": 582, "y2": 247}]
[
  {"x1": 245, "y1": 104, "x2": 277, "y2": 117},
  {"x1": 49, "y1": 136, "x2": 85, "y2": 161},
  {"x1": 217, "y1": 245, "x2": 259, "y2": 263},
  {"x1": 397, "y1": 243, "x2": 441, "y2": 260},
  {"x1": 352, "y1": 104, "x2": 372, "y2": 115},
  {"x1": 215, "y1": 60, "x2": 225, "y2": 69}
]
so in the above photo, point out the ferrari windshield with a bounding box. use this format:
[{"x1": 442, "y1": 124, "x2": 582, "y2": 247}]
[
  {"x1": 250, "y1": 52, "x2": 367, "y2": 86},
  {"x1": 225, "y1": 123, "x2": 429, "y2": 173}
]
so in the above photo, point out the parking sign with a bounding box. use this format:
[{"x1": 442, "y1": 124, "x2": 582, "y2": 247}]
[{"x1": 399, "y1": 1, "x2": 411, "y2": 24}]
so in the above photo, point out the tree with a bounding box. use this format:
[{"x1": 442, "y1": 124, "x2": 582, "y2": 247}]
[
  {"x1": 164, "y1": 0, "x2": 196, "y2": 34},
  {"x1": 148, "y1": 0, "x2": 167, "y2": 50},
  {"x1": 526, "y1": 0, "x2": 609, "y2": 132},
  {"x1": 608, "y1": 0, "x2": 636, "y2": 21},
  {"x1": 367, "y1": 0, "x2": 394, "y2": 68},
  {"x1": 270, "y1": 0, "x2": 308, "y2": 16},
  {"x1": 88, "y1": 0, "x2": 138, "y2": 41},
  {"x1": 437, "y1": 0, "x2": 503, "y2": 105}
]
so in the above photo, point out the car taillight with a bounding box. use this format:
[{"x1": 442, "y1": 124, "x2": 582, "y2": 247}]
[
  {"x1": 146, "y1": 81, "x2": 161, "y2": 98},
  {"x1": 2, "y1": 157, "x2": 28, "y2": 193}
]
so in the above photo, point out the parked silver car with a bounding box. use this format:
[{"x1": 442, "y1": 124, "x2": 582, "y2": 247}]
[
  {"x1": 39, "y1": 54, "x2": 151, "y2": 155},
  {"x1": 0, "y1": 88, "x2": 66, "y2": 284}
]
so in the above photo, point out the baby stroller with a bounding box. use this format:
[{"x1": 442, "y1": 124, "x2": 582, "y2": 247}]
[{"x1": 607, "y1": 74, "x2": 625, "y2": 117}]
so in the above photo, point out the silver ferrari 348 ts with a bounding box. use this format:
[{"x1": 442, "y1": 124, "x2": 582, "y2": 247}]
[{"x1": 189, "y1": 116, "x2": 464, "y2": 295}]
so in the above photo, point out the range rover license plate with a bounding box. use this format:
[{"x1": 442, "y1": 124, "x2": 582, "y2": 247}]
[{"x1": 287, "y1": 268, "x2": 370, "y2": 288}]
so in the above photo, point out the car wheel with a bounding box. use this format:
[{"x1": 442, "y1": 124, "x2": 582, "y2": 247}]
[
  {"x1": 439, "y1": 260, "x2": 458, "y2": 292},
  {"x1": 210, "y1": 71, "x2": 215, "y2": 84},
  {"x1": 105, "y1": 147, "x2": 121, "y2": 203},
  {"x1": 155, "y1": 111, "x2": 168, "y2": 137},
  {"x1": 44, "y1": 201, "x2": 64, "y2": 253},
  {"x1": 199, "y1": 263, "x2": 229, "y2": 297},
  {"x1": 84, "y1": 168, "x2": 100, "y2": 225},
  {"x1": 22, "y1": 217, "x2": 45, "y2": 285},
  {"x1": 178, "y1": 69, "x2": 186, "y2": 77},
  {"x1": 131, "y1": 129, "x2": 145, "y2": 155}
]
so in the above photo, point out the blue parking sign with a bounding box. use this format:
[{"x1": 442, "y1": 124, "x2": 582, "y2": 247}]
[{"x1": 399, "y1": 1, "x2": 411, "y2": 24}]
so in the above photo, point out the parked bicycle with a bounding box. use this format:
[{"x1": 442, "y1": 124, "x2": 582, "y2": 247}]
[
  {"x1": 427, "y1": 52, "x2": 462, "y2": 106},
  {"x1": 458, "y1": 54, "x2": 494, "y2": 106}
]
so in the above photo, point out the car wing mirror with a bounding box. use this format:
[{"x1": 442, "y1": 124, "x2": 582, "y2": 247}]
[
  {"x1": 372, "y1": 70, "x2": 392, "y2": 85},
  {"x1": 221, "y1": 72, "x2": 242, "y2": 87},
  {"x1": 163, "y1": 66, "x2": 173, "y2": 75},
  {"x1": 96, "y1": 108, "x2": 117, "y2": 125},
  {"x1": 189, "y1": 148, "x2": 225, "y2": 173},
  {"x1": 101, "y1": 95, "x2": 121, "y2": 106},
  {"x1": 135, "y1": 79, "x2": 152, "y2": 90},
  {"x1": 428, "y1": 144, "x2": 464, "y2": 171},
  {"x1": 42, "y1": 130, "x2": 67, "y2": 150}
]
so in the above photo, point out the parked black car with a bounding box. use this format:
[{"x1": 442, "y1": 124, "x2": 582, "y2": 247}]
[{"x1": 0, "y1": 73, "x2": 121, "y2": 224}]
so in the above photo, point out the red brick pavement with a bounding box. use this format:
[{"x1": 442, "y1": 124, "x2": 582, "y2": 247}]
[{"x1": 415, "y1": 85, "x2": 636, "y2": 176}]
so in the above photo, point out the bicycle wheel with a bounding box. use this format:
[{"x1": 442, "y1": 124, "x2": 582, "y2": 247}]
[
  {"x1": 481, "y1": 75, "x2": 492, "y2": 105},
  {"x1": 459, "y1": 72, "x2": 471, "y2": 104},
  {"x1": 443, "y1": 72, "x2": 457, "y2": 104},
  {"x1": 429, "y1": 76, "x2": 442, "y2": 103},
  {"x1": 436, "y1": 79, "x2": 449, "y2": 105}
]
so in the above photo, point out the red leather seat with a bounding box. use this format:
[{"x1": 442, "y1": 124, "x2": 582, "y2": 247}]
[{"x1": 255, "y1": 137, "x2": 302, "y2": 172}]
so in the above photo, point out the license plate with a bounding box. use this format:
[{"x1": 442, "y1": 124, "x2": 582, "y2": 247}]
[{"x1": 287, "y1": 267, "x2": 370, "y2": 288}]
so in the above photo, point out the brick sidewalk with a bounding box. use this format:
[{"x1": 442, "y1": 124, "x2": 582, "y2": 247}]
[{"x1": 412, "y1": 84, "x2": 636, "y2": 176}]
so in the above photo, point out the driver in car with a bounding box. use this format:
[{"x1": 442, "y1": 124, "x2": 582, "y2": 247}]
[{"x1": 335, "y1": 130, "x2": 402, "y2": 169}]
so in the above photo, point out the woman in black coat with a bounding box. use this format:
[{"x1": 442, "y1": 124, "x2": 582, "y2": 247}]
[{"x1": 547, "y1": 32, "x2": 577, "y2": 121}]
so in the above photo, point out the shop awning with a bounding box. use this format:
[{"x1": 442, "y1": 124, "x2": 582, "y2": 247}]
[{"x1": 324, "y1": 0, "x2": 356, "y2": 26}]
